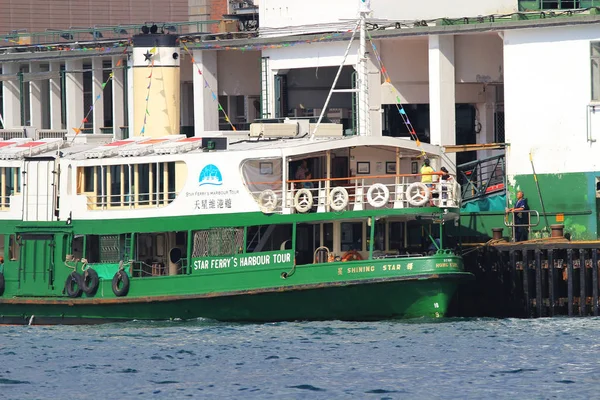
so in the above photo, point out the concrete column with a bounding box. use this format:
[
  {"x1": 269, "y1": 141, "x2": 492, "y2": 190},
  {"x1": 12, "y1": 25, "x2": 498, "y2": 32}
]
[
  {"x1": 65, "y1": 59, "x2": 84, "y2": 134},
  {"x1": 127, "y1": 60, "x2": 134, "y2": 137},
  {"x1": 367, "y1": 55, "x2": 382, "y2": 136},
  {"x1": 112, "y1": 57, "x2": 125, "y2": 139},
  {"x1": 91, "y1": 58, "x2": 105, "y2": 134},
  {"x1": 28, "y1": 62, "x2": 42, "y2": 129},
  {"x1": 192, "y1": 49, "x2": 218, "y2": 135},
  {"x1": 428, "y1": 35, "x2": 456, "y2": 166},
  {"x1": 49, "y1": 62, "x2": 62, "y2": 130},
  {"x1": 1, "y1": 63, "x2": 22, "y2": 128}
]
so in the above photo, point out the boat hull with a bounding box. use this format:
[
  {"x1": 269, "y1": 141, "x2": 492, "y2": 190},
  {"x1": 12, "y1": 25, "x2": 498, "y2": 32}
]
[{"x1": 0, "y1": 273, "x2": 469, "y2": 325}]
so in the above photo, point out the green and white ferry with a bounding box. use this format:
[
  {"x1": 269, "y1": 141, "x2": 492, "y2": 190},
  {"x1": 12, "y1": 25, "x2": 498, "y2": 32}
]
[{"x1": 0, "y1": 10, "x2": 472, "y2": 325}]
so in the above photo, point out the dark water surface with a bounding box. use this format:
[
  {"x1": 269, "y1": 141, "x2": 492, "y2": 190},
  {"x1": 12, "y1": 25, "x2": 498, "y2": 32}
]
[{"x1": 1, "y1": 317, "x2": 599, "y2": 399}]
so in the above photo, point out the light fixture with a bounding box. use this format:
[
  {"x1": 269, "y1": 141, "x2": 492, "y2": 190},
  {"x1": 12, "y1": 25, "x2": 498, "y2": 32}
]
[
  {"x1": 141, "y1": 25, "x2": 150, "y2": 34},
  {"x1": 90, "y1": 31, "x2": 103, "y2": 39},
  {"x1": 150, "y1": 24, "x2": 158, "y2": 34}
]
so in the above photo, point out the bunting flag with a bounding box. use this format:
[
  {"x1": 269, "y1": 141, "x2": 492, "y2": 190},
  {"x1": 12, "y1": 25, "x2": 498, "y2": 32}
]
[
  {"x1": 69, "y1": 44, "x2": 129, "y2": 142},
  {"x1": 366, "y1": 30, "x2": 425, "y2": 156},
  {"x1": 182, "y1": 43, "x2": 237, "y2": 131},
  {"x1": 140, "y1": 59, "x2": 155, "y2": 136}
]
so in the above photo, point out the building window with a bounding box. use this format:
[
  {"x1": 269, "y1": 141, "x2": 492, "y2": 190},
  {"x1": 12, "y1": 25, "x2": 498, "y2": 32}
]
[
  {"x1": 592, "y1": 42, "x2": 600, "y2": 101},
  {"x1": 519, "y1": 1, "x2": 584, "y2": 10},
  {"x1": 1, "y1": 167, "x2": 21, "y2": 210}
]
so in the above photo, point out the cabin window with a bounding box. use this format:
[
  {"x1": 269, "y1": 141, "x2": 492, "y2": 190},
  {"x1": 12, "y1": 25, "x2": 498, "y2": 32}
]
[
  {"x1": 76, "y1": 161, "x2": 186, "y2": 210},
  {"x1": 241, "y1": 158, "x2": 283, "y2": 197},
  {"x1": 85, "y1": 234, "x2": 122, "y2": 263},
  {"x1": 1, "y1": 167, "x2": 21, "y2": 209},
  {"x1": 367, "y1": 221, "x2": 386, "y2": 252},
  {"x1": 323, "y1": 223, "x2": 334, "y2": 251},
  {"x1": 592, "y1": 42, "x2": 600, "y2": 101},
  {"x1": 9, "y1": 234, "x2": 20, "y2": 260},
  {"x1": 192, "y1": 228, "x2": 244, "y2": 257},
  {"x1": 246, "y1": 225, "x2": 292, "y2": 253},
  {"x1": 388, "y1": 222, "x2": 406, "y2": 253},
  {"x1": 341, "y1": 222, "x2": 363, "y2": 252}
]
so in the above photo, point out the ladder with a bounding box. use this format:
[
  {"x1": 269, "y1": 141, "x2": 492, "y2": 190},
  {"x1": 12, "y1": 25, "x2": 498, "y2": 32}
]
[
  {"x1": 260, "y1": 57, "x2": 270, "y2": 119},
  {"x1": 123, "y1": 233, "x2": 133, "y2": 262}
]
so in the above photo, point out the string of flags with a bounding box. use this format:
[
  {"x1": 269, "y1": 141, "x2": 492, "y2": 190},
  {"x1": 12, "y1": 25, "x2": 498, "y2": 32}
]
[
  {"x1": 366, "y1": 29, "x2": 426, "y2": 157},
  {"x1": 140, "y1": 47, "x2": 157, "y2": 135},
  {"x1": 1, "y1": 39, "x2": 130, "y2": 53},
  {"x1": 71, "y1": 44, "x2": 129, "y2": 138},
  {"x1": 182, "y1": 43, "x2": 237, "y2": 131}
]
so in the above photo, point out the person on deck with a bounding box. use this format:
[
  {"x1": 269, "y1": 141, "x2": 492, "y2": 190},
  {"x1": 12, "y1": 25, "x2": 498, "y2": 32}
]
[
  {"x1": 303, "y1": 171, "x2": 315, "y2": 189},
  {"x1": 295, "y1": 160, "x2": 309, "y2": 180},
  {"x1": 420, "y1": 158, "x2": 435, "y2": 188},
  {"x1": 508, "y1": 191, "x2": 529, "y2": 242}
]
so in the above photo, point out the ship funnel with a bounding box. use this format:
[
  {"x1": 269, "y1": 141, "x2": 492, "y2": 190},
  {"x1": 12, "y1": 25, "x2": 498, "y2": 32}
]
[{"x1": 132, "y1": 33, "x2": 180, "y2": 137}]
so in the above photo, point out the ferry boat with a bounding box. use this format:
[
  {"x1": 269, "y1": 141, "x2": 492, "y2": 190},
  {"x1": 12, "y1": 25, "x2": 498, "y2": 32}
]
[{"x1": 0, "y1": 7, "x2": 472, "y2": 325}]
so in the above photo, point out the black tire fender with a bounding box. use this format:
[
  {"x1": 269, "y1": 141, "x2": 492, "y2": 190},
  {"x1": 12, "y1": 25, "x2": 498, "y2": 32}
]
[
  {"x1": 65, "y1": 271, "x2": 83, "y2": 298},
  {"x1": 82, "y1": 268, "x2": 99, "y2": 296},
  {"x1": 112, "y1": 270, "x2": 130, "y2": 297}
]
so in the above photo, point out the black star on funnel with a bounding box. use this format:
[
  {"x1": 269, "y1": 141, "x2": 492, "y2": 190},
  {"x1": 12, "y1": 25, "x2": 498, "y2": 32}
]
[{"x1": 143, "y1": 50, "x2": 153, "y2": 61}]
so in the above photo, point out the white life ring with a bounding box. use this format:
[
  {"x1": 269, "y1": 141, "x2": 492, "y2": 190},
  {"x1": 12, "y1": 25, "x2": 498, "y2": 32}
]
[
  {"x1": 405, "y1": 182, "x2": 430, "y2": 207},
  {"x1": 329, "y1": 187, "x2": 349, "y2": 211},
  {"x1": 294, "y1": 188, "x2": 314, "y2": 213},
  {"x1": 367, "y1": 183, "x2": 390, "y2": 208},
  {"x1": 258, "y1": 189, "x2": 278, "y2": 213}
]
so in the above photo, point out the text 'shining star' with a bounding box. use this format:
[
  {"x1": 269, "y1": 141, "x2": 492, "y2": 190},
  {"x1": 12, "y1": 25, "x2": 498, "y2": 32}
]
[{"x1": 143, "y1": 50, "x2": 153, "y2": 61}]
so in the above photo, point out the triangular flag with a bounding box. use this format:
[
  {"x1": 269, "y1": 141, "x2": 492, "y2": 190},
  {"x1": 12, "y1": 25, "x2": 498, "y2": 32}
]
[
  {"x1": 149, "y1": 47, "x2": 157, "y2": 54},
  {"x1": 204, "y1": 80, "x2": 209, "y2": 88},
  {"x1": 72, "y1": 127, "x2": 81, "y2": 134},
  {"x1": 197, "y1": 69, "x2": 203, "y2": 75},
  {"x1": 141, "y1": 126, "x2": 145, "y2": 134},
  {"x1": 399, "y1": 108, "x2": 406, "y2": 115},
  {"x1": 211, "y1": 93, "x2": 217, "y2": 101},
  {"x1": 416, "y1": 139, "x2": 421, "y2": 146},
  {"x1": 109, "y1": 72, "x2": 114, "y2": 79},
  {"x1": 116, "y1": 59, "x2": 122, "y2": 66},
  {"x1": 218, "y1": 104, "x2": 223, "y2": 111},
  {"x1": 83, "y1": 118, "x2": 88, "y2": 123},
  {"x1": 96, "y1": 94, "x2": 101, "y2": 100},
  {"x1": 146, "y1": 108, "x2": 150, "y2": 116},
  {"x1": 191, "y1": 58, "x2": 195, "y2": 63},
  {"x1": 101, "y1": 82, "x2": 107, "y2": 89}
]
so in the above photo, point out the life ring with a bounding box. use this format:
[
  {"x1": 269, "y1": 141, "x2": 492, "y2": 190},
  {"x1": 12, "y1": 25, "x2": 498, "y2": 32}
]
[
  {"x1": 329, "y1": 187, "x2": 349, "y2": 211},
  {"x1": 112, "y1": 270, "x2": 130, "y2": 297},
  {"x1": 367, "y1": 183, "x2": 390, "y2": 208},
  {"x1": 294, "y1": 188, "x2": 313, "y2": 213},
  {"x1": 82, "y1": 268, "x2": 99, "y2": 296},
  {"x1": 0, "y1": 272, "x2": 4, "y2": 296},
  {"x1": 258, "y1": 189, "x2": 278, "y2": 213},
  {"x1": 405, "y1": 182, "x2": 430, "y2": 207},
  {"x1": 341, "y1": 250, "x2": 363, "y2": 262},
  {"x1": 65, "y1": 271, "x2": 83, "y2": 298}
]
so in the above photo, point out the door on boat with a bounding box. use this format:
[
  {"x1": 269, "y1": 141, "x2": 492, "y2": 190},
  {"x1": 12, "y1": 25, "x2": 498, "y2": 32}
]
[
  {"x1": 22, "y1": 157, "x2": 58, "y2": 221},
  {"x1": 16, "y1": 233, "x2": 59, "y2": 296}
]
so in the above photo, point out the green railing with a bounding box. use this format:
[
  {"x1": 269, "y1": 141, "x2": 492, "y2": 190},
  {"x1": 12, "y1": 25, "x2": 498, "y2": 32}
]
[
  {"x1": 519, "y1": 0, "x2": 600, "y2": 10},
  {"x1": 1, "y1": 20, "x2": 220, "y2": 47}
]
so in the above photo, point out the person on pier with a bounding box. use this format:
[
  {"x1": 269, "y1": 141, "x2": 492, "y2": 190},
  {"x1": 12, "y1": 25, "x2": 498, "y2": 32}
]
[{"x1": 508, "y1": 191, "x2": 529, "y2": 242}]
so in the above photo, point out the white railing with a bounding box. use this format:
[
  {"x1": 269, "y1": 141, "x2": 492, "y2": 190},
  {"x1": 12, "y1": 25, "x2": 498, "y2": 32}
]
[
  {"x1": 84, "y1": 191, "x2": 178, "y2": 210},
  {"x1": 250, "y1": 174, "x2": 461, "y2": 214},
  {"x1": 0, "y1": 129, "x2": 25, "y2": 140},
  {"x1": 37, "y1": 129, "x2": 67, "y2": 140}
]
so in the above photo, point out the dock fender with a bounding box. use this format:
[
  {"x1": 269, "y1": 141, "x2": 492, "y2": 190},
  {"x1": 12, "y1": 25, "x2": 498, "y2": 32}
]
[
  {"x1": 112, "y1": 270, "x2": 130, "y2": 297},
  {"x1": 82, "y1": 268, "x2": 99, "y2": 296},
  {"x1": 0, "y1": 272, "x2": 4, "y2": 296},
  {"x1": 65, "y1": 271, "x2": 83, "y2": 298}
]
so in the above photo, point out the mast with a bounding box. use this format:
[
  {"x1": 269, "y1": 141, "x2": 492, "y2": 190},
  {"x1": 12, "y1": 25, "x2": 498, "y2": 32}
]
[{"x1": 358, "y1": 0, "x2": 371, "y2": 136}]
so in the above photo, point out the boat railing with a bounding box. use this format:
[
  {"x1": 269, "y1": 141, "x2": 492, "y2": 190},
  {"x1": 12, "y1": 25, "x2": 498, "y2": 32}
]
[{"x1": 130, "y1": 258, "x2": 189, "y2": 277}]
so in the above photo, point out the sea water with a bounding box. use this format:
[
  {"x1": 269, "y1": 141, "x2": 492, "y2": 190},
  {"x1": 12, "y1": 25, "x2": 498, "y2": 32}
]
[{"x1": 1, "y1": 317, "x2": 599, "y2": 399}]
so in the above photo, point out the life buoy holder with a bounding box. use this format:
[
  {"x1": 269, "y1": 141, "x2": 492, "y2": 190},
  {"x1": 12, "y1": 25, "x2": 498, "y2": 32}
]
[
  {"x1": 112, "y1": 270, "x2": 130, "y2": 297},
  {"x1": 329, "y1": 187, "x2": 349, "y2": 211},
  {"x1": 258, "y1": 190, "x2": 278, "y2": 213},
  {"x1": 341, "y1": 250, "x2": 363, "y2": 262},
  {"x1": 294, "y1": 188, "x2": 314, "y2": 213},
  {"x1": 82, "y1": 268, "x2": 99, "y2": 296},
  {"x1": 0, "y1": 272, "x2": 5, "y2": 296},
  {"x1": 367, "y1": 183, "x2": 390, "y2": 208},
  {"x1": 65, "y1": 271, "x2": 83, "y2": 298},
  {"x1": 406, "y1": 182, "x2": 430, "y2": 207}
]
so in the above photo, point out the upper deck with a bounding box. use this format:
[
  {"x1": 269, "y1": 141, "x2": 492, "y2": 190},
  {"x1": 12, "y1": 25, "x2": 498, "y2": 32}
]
[{"x1": 0, "y1": 133, "x2": 460, "y2": 224}]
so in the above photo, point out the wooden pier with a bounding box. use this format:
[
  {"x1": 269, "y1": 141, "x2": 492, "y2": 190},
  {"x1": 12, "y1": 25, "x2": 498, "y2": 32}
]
[{"x1": 458, "y1": 238, "x2": 600, "y2": 318}]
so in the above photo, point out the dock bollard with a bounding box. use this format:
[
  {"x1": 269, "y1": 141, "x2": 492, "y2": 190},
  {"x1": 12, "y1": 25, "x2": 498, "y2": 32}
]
[
  {"x1": 550, "y1": 224, "x2": 564, "y2": 238},
  {"x1": 492, "y1": 228, "x2": 504, "y2": 241}
]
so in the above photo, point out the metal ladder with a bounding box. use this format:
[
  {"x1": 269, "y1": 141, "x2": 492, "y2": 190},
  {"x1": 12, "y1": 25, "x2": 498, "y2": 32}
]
[
  {"x1": 260, "y1": 57, "x2": 270, "y2": 119},
  {"x1": 123, "y1": 233, "x2": 133, "y2": 262}
]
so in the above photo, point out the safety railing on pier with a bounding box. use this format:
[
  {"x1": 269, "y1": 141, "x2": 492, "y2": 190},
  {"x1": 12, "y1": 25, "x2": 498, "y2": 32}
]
[{"x1": 457, "y1": 154, "x2": 505, "y2": 202}]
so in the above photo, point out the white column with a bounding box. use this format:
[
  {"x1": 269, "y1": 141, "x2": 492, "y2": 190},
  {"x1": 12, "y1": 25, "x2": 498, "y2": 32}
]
[
  {"x1": 91, "y1": 58, "x2": 105, "y2": 134},
  {"x1": 428, "y1": 35, "x2": 456, "y2": 166},
  {"x1": 127, "y1": 61, "x2": 134, "y2": 137},
  {"x1": 65, "y1": 59, "x2": 84, "y2": 134},
  {"x1": 112, "y1": 57, "x2": 125, "y2": 139},
  {"x1": 367, "y1": 55, "x2": 382, "y2": 136},
  {"x1": 1, "y1": 62, "x2": 22, "y2": 128},
  {"x1": 29, "y1": 62, "x2": 42, "y2": 129},
  {"x1": 192, "y1": 49, "x2": 218, "y2": 135},
  {"x1": 49, "y1": 62, "x2": 62, "y2": 130}
]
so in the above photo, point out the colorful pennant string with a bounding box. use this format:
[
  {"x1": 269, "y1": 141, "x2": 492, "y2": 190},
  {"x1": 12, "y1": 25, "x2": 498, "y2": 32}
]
[
  {"x1": 140, "y1": 57, "x2": 155, "y2": 136},
  {"x1": 366, "y1": 30, "x2": 425, "y2": 157},
  {"x1": 182, "y1": 43, "x2": 237, "y2": 131}
]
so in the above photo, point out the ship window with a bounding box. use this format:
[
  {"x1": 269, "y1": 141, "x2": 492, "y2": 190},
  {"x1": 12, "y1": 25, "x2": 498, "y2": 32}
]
[
  {"x1": 83, "y1": 167, "x2": 94, "y2": 192},
  {"x1": 9, "y1": 234, "x2": 20, "y2": 261},
  {"x1": 241, "y1": 158, "x2": 283, "y2": 199},
  {"x1": 593, "y1": 42, "x2": 600, "y2": 101},
  {"x1": 341, "y1": 222, "x2": 363, "y2": 252},
  {"x1": 367, "y1": 221, "x2": 386, "y2": 252},
  {"x1": 192, "y1": 228, "x2": 244, "y2": 257},
  {"x1": 1, "y1": 167, "x2": 21, "y2": 210},
  {"x1": 246, "y1": 225, "x2": 292, "y2": 253}
]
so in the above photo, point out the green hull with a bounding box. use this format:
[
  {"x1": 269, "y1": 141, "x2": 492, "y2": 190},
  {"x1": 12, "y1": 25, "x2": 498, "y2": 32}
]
[{"x1": 0, "y1": 274, "x2": 467, "y2": 324}]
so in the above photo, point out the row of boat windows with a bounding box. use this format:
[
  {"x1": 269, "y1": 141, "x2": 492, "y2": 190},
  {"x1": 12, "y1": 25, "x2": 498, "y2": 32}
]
[
  {"x1": 0, "y1": 168, "x2": 21, "y2": 209},
  {"x1": 78, "y1": 162, "x2": 184, "y2": 208}
]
